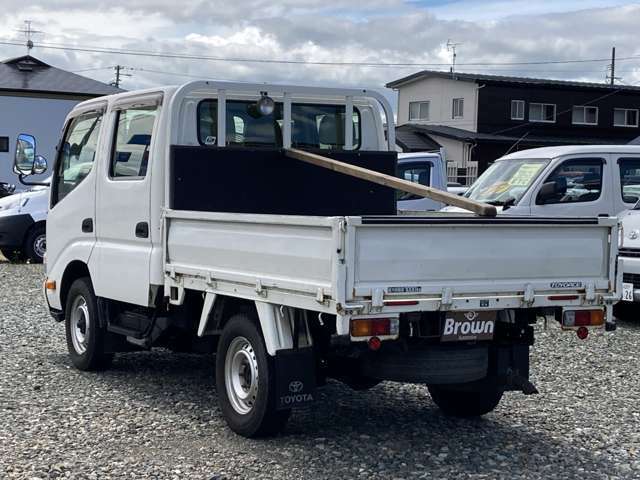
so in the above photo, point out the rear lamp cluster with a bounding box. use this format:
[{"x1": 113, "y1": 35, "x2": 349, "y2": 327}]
[
  {"x1": 562, "y1": 309, "x2": 604, "y2": 328},
  {"x1": 350, "y1": 317, "x2": 399, "y2": 337}
]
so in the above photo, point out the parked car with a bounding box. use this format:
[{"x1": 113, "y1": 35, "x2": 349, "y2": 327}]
[
  {"x1": 616, "y1": 205, "x2": 640, "y2": 315},
  {"x1": 17, "y1": 81, "x2": 618, "y2": 438},
  {"x1": 0, "y1": 181, "x2": 48, "y2": 262},
  {"x1": 447, "y1": 145, "x2": 640, "y2": 216},
  {"x1": 0, "y1": 182, "x2": 16, "y2": 198},
  {"x1": 397, "y1": 152, "x2": 447, "y2": 211},
  {"x1": 447, "y1": 182, "x2": 469, "y2": 196}
]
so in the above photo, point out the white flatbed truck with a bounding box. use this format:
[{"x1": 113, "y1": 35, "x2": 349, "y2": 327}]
[{"x1": 14, "y1": 81, "x2": 620, "y2": 437}]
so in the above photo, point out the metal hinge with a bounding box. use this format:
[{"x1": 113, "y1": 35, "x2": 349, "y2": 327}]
[
  {"x1": 523, "y1": 284, "x2": 535, "y2": 305},
  {"x1": 585, "y1": 282, "x2": 596, "y2": 302},
  {"x1": 441, "y1": 287, "x2": 453, "y2": 308}
]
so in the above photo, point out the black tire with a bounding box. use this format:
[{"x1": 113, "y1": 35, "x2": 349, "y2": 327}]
[
  {"x1": 64, "y1": 277, "x2": 113, "y2": 371},
  {"x1": 24, "y1": 224, "x2": 46, "y2": 263},
  {"x1": 428, "y1": 384, "x2": 504, "y2": 417},
  {"x1": 215, "y1": 313, "x2": 290, "y2": 437},
  {"x1": 1, "y1": 248, "x2": 21, "y2": 262}
]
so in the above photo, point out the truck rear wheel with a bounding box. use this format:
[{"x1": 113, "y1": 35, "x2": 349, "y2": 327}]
[
  {"x1": 216, "y1": 313, "x2": 290, "y2": 437},
  {"x1": 428, "y1": 384, "x2": 504, "y2": 417},
  {"x1": 64, "y1": 278, "x2": 113, "y2": 371}
]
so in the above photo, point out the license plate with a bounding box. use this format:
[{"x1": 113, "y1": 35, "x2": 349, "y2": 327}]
[
  {"x1": 441, "y1": 311, "x2": 496, "y2": 342},
  {"x1": 622, "y1": 282, "x2": 634, "y2": 302}
]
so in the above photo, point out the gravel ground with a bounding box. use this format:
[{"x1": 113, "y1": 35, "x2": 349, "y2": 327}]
[{"x1": 1, "y1": 259, "x2": 640, "y2": 479}]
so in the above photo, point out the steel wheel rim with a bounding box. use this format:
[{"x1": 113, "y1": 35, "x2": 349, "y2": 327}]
[
  {"x1": 224, "y1": 336, "x2": 259, "y2": 415},
  {"x1": 70, "y1": 295, "x2": 90, "y2": 354},
  {"x1": 33, "y1": 234, "x2": 46, "y2": 259}
]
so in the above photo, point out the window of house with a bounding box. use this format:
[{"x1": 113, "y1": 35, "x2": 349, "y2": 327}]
[
  {"x1": 452, "y1": 98, "x2": 464, "y2": 119},
  {"x1": 110, "y1": 105, "x2": 158, "y2": 178},
  {"x1": 409, "y1": 101, "x2": 429, "y2": 121},
  {"x1": 397, "y1": 163, "x2": 431, "y2": 200},
  {"x1": 52, "y1": 112, "x2": 103, "y2": 206},
  {"x1": 529, "y1": 103, "x2": 556, "y2": 122},
  {"x1": 511, "y1": 100, "x2": 525, "y2": 120},
  {"x1": 619, "y1": 158, "x2": 640, "y2": 203},
  {"x1": 198, "y1": 100, "x2": 361, "y2": 150},
  {"x1": 572, "y1": 106, "x2": 598, "y2": 125},
  {"x1": 614, "y1": 108, "x2": 639, "y2": 127},
  {"x1": 536, "y1": 158, "x2": 604, "y2": 205},
  {"x1": 0, "y1": 136, "x2": 8, "y2": 152}
]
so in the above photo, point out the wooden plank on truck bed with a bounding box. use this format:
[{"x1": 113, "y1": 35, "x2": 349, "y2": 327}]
[{"x1": 284, "y1": 148, "x2": 497, "y2": 217}]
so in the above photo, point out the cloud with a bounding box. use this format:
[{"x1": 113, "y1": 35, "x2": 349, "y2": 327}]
[{"x1": 0, "y1": 1, "x2": 638, "y2": 105}]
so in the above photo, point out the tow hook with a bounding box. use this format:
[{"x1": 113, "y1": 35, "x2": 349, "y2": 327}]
[{"x1": 605, "y1": 321, "x2": 617, "y2": 332}]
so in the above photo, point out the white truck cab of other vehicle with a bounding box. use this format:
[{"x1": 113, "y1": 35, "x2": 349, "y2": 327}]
[
  {"x1": 449, "y1": 145, "x2": 640, "y2": 216},
  {"x1": 397, "y1": 151, "x2": 447, "y2": 211},
  {"x1": 0, "y1": 182, "x2": 49, "y2": 262}
]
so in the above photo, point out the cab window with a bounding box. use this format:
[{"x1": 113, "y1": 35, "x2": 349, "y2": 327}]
[
  {"x1": 197, "y1": 100, "x2": 360, "y2": 150},
  {"x1": 536, "y1": 158, "x2": 603, "y2": 205},
  {"x1": 52, "y1": 112, "x2": 102, "y2": 206},
  {"x1": 110, "y1": 106, "x2": 158, "y2": 178},
  {"x1": 619, "y1": 158, "x2": 640, "y2": 204},
  {"x1": 397, "y1": 163, "x2": 431, "y2": 200}
]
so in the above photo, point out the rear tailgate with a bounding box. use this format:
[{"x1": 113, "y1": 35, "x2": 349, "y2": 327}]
[{"x1": 345, "y1": 215, "x2": 618, "y2": 309}]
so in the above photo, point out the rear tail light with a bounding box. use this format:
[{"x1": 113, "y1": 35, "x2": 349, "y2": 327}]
[
  {"x1": 350, "y1": 317, "x2": 399, "y2": 337},
  {"x1": 562, "y1": 309, "x2": 604, "y2": 328}
]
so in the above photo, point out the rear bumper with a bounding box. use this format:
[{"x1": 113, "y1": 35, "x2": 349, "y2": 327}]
[{"x1": 0, "y1": 213, "x2": 33, "y2": 247}]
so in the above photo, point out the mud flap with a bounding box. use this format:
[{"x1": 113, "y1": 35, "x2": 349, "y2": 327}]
[{"x1": 274, "y1": 347, "x2": 316, "y2": 410}]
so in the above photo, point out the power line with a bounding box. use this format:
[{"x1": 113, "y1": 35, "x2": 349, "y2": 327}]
[{"x1": 2, "y1": 38, "x2": 640, "y2": 68}]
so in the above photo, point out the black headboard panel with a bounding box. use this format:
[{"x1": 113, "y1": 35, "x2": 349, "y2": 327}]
[{"x1": 170, "y1": 146, "x2": 397, "y2": 216}]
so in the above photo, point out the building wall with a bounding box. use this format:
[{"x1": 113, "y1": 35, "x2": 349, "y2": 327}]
[
  {"x1": 0, "y1": 94, "x2": 82, "y2": 187},
  {"x1": 396, "y1": 77, "x2": 478, "y2": 131},
  {"x1": 477, "y1": 83, "x2": 640, "y2": 141}
]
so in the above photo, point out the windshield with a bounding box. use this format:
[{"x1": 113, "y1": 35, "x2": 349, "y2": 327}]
[{"x1": 465, "y1": 158, "x2": 550, "y2": 205}]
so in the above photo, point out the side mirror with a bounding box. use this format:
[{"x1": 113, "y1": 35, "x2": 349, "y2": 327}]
[{"x1": 13, "y1": 133, "x2": 47, "y2": 176}]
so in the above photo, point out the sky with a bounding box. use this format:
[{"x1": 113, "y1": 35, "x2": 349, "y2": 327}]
[{"x1": 0, "y1": 0, "x2": 639, "y2": 103}]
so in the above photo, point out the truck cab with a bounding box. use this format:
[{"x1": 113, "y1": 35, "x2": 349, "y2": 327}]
[
  {"x1": 14, "y1": 82, "x2": 620, "y2": 438},
  {"x1": 457, "y1": 145, "x2": 640, "y2": 216},
  {"x1": 396, "y1": 151, "x2": 447, "y2": 212}
]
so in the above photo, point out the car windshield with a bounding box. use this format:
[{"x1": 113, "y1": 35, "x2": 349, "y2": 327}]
[{"x1": 465, "y1": 158, "x2": 550, "y2": 205}]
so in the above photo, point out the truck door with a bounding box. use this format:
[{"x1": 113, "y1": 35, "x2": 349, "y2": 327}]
[
  {"x1": 530, "y1": 156, "x2": 608, "y2": 216},
  {"x1": 613, "y1": 155, "x2": 640, "y2": 215},
  {"x1": 91, "y1": 99, "x2": 160, "y2": 306},
  {"x1": 47, "y1": 108, "x2": 104, "y2": 276}
]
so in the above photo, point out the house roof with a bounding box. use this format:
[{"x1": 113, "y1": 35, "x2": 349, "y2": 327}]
[
  {"x1": 386, "y1": 69, "x2": 640, "y2": 92},
  {"x1": 396, "y1": 124, "x2": 441, "y2": 151},
  {"x1": 403, "y1": 123, "x2": 625, "y2": 147},
  {"x1": 0, "y1": 55, "x2": 122, "y2": 97}
]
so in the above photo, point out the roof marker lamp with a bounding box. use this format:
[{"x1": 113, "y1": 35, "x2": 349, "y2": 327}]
[{"x1": 248, "y1": 91, "x2": 275, "y2": 118}]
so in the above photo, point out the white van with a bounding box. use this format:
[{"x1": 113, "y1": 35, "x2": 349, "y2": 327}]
[
  {"x1": 458, "y1": 145, "x2": 640, "y2": 216},
  {"x1": 0, "y1": 183, "x2": 48, "y2": 262}
]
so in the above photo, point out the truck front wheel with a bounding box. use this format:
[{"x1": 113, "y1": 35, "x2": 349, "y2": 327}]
[
  {"x1": 428, "y1": 384, "x2": 504, "y2": 417},
  {"x1": 216, "y1": 313, "x2": 290, "y2": 437},
  {"x1": 64, "y1": 278, "x2": 113, "y2": 371}
]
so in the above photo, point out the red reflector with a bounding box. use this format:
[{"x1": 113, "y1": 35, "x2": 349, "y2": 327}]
[
  {"x1": 576, "y1": 326, "x2": 589, "y2": 340},
  {"x1": 548, "y1": 295, "x2": 579, "y2": 301},
  {"x1": 370, "y1": 318, "x2": 391, "y2": 336},
  {"x1": 384, "y1": 300, "x2": 419, "y2": 306},
  {"x1": 368, "y1": 336, "x2": 382, "y2": 351}
]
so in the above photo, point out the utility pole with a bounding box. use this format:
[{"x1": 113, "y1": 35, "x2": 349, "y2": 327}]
[
  {"x1": 606, "y1": 47, "x2": 621, "y2": 86},
  {"x1": 111, "y1": 65, "x2": 132, "y2": 88}
]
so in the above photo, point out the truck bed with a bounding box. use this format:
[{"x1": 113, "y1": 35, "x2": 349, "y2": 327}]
[{"x1": 163, "y1": 210, "x2": 618, "y2": 330}]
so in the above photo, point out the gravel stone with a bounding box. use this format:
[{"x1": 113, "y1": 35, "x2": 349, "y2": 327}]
[{"x1": 1, "y1": 258, "x2": 640, "y2": 479}]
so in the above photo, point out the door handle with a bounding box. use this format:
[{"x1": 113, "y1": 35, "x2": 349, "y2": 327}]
[
  {"x1": 135, "y1": 222, "x2": 149, "y2": 238},
  {"x1": 81, "y1": 218, "x2": 93, "y2": 233}
]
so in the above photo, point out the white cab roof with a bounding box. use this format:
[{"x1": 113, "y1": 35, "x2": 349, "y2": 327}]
[{"x1": 499, "y1": 145, "x2": 640, "y2": 161}]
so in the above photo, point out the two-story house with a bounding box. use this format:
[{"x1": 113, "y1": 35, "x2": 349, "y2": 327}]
[{"x1": 386, "y1": 70, "x2": 640, "y2": 185}]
